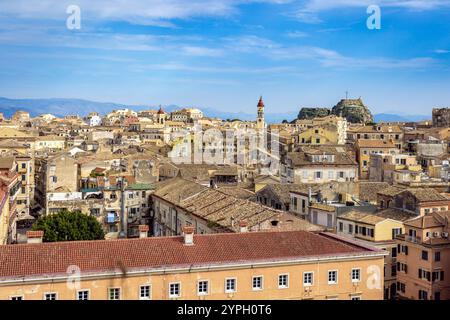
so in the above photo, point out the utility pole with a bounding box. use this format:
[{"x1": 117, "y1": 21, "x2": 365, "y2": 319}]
[{"x1": 119, "y1": 177, "x2": 127, "y2": 238}]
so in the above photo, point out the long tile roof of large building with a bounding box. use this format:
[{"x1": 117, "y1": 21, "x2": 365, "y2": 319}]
[{"x1": 0, "y1": 231, "x2": 383, "y2": 281}]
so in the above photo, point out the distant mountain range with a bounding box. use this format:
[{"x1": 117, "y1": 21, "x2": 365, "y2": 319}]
[
  {"x1": 373, "y1": 113, "x2": 430, "y2": 123},
  {"x1": 0, "y1": 97, "x2": 429, "y2": 124}
]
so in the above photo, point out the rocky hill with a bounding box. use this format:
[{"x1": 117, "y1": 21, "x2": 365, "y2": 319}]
[
  {"x1": 297, "y1": 107, "x2": 331, "y2": 120},
  {"x1": 297, "y1": 98, "x2": 374, "y2": 124},
  {"x1": 331, "y1": 98, "x2": 373, "y2": 124}
]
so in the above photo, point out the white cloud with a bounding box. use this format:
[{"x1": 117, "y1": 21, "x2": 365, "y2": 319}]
[
  {"x1": 434, "y1": 49, "x2": 450, "y2": 54},
  {"x1": 302, "y1": 0, "x2": 450, "y2": 11},
  {"x1": 285, "y1": 30, "x2": 310, "y2": 38},
  {"x1": 0, "y1": 0, "x2": 291, "y2": 25},
  {"x1": 289, "y1": 0, "x2": 450, "y2": 23}
]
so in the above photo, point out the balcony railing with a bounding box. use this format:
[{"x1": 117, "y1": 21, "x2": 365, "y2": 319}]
[{"x1": 397, "y1": 234, "x2": 422, "y2": 244}]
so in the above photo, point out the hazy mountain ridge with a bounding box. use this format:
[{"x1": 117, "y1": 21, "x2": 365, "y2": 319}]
[{"x1": 0, "y1": 97, "x2": 428, "y2": 124}]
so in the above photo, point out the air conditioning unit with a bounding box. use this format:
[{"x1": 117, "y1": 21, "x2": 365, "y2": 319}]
[
  {"x1": 433, "y1": 232, "x2": 440, "y2": 237},
  {"x1": 442, "y1": 232, "x2": 449, "y2": 238}
]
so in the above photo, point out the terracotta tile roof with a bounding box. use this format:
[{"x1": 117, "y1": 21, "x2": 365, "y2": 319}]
[
  {"x1": 356, "y1": 139, "x2": 396, "y2": 148},
  {"x1": 0, "y1": 157, "x2": 15, "y2": 170},
  {"x1": 405, "y1": 211, "x2": 450, "y2": 229},
  {"x1": 216, "y1": 186, "x2": 255, "y2": 200},
  {"x1": 376, "y1": 208, "x2": 414, "y2": 222},
  {"x1": 376, "y1": 185, "x2": 405, "y2": 197},
  {"x1": 358, "y1": 182, "x2": 390, "y2": 202},
  {"x1": 26, "y1": 230, "x2": 44, "y2": 238},
  {"x1": 0, "y1": 230, "x2": 379, "y2": 280},
  {"x1": 402, "y1": 188, "x2": 449, "y2": 202},
  {"x1": 153, "y1": 178, "x2": 323, "y2": 232},
  {"x1": 309, "y1": 203, "x2": 336, "y2": 212},
  {"x1": 287, "y1": 150, "x2": 356, "y2": 167},
  {"x1": 338, "y1": 211, "x2": 385, "y2": 225},
  {"x1": 348, "y1": 125, "x2": 402, "y2": 133}
]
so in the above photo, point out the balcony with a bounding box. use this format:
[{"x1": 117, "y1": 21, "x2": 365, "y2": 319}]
[{"x1": 397, "y1": 234, "x2": 422, "y2": 244}]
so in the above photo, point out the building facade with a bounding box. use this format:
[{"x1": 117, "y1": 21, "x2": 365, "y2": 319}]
[{"x1": 0, "y1": 229, "x2": 386, "y2": 300}]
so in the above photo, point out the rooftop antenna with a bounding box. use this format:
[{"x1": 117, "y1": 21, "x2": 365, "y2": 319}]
[{"x1": 345, "y1": 91, "x2": 348, "y2": 100}]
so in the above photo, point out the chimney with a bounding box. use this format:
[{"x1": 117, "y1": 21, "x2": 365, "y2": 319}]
[
  {"x1": 138, "y1": 225, "x2": 149, "y2": 238},
  {"x1": 26, "y1": 230, "x2": 44, "y2": 244},
  {"x1": 183, "y1": 226, "x2": 194, "y2": 246},
  {"x1": 239, "y1": 220, "x2": 248, "y2": 233}
]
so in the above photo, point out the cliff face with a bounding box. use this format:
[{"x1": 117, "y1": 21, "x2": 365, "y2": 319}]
[
  {"x1": 297, "y1": 98, "x2": 373, "y2": 124},
  {"x1": 331, "y1": 98, "x2": 373, "y2": 124},
  {"x1": 297, "y1": 107, "x2": 331, "y2": 120}
]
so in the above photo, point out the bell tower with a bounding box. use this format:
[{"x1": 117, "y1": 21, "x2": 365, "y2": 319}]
[
  {"x1": 157, "y1": 106, "x2": 166, "y2": 125},
  {"x1": 256, "y1": 96, "x2": 265, "y2": 130}
]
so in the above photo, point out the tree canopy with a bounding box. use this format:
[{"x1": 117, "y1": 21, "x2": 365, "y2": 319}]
[{"x1": 31, "y1": 210, "x2": 105, "y2": 242}]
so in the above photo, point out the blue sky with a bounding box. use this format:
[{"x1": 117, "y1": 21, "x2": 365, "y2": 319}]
[{"x1": 1, "y1": 0, "x2": 450, "y2": 115}]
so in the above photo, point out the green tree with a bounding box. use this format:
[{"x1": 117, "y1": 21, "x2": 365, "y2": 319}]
[{"x1": 31, "y1": 210, "x2": 105, "y2": 242}]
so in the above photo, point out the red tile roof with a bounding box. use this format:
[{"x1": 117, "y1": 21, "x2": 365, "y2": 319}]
[
  {"x1": 25, "y1": 231, "x2": 44, "y2": 238},
  {"x1": 0, "y1": 231, "x2": 381, "y2": 281}
]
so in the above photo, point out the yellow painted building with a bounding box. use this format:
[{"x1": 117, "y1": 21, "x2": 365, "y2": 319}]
[
  {"x1": 336, "y1": 210, "x2": 409, "y2": 299},
  {"x1": 356, "y1": 139, "x2": 398, "y2": 180},
  {"x1": 0, "y1": 229, "x2": 386, "y2": 300},
  {"x1": 298, "y1": 126, "x2": 339, "y2": 145}
]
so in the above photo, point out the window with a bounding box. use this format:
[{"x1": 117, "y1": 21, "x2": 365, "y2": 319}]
[
  {"x1": 398, "y1": 262, "x2": 408, "y2": 274},
  {"x1": 392, "y1": 228, "x2": 402, "y2": 239},
  {"x1": 418, "y1": 290, "x2": 428, "y2": 300},
  {"x1": 422, "y1": 250, "x2": 428, "y2": 261},
  {"x1": 351, "y1": 268, "x2": 361, "y2": 282},
  {"x1": 327, "y1": 214, "x2": 333, "y2": 228},
  {"x1": 252, "y1": 276, "x2": 263, "y2": 290},
  {"x1": 44, "y1": 293, "x2": 57, "y2": 300},
  {"x1": 315, "y1": 171, "x2": 322, "y2": 179},
  {"x1": 391, "y1": 247, "x2": 397, "y2": 258},
  {"x1": 338, "y1": 222, "x2": 343, "y2": 232},
  {"x1": 10, "y1": 296, "x2": 23, "y2": 300},
  {"x1": 108, "y1": 288, "x2": 120, "y2": 300},
  {"x1": 348, "y1": 224, "x2": 353, "y2": 234},
  {"x1": 328, "y1": 270, "x2": 338, "y2": 284},
  {"x1": 391, "y1": 265, "x2": 397, "y2": 277},
  {"x1": 397, "y1": 282, "x2": 406, "y2": 293},
  {"x1": 303, "y1": 272, "x2": 313, "y2": 286},
  {"x1": 169, "y1": 283, "x2": 181, "y2": 298},
  {"x1": 140, "y1": 285, "x2": 151, "y2": 300},
  {"x1": 435, "y1": 251, "x2": 441, "y2": 262},
  {"x1": 77, "y1": 290, "x2": 89, "y2": 300},
  {"x1": 225, "y1": 278, "x2": 236, "y2": 293},
  {"x1": 198, "y1": 280, "x2": 209, "y2": 295},
  {"x1": 21, "y1": 163, "x2": 26, "y2": 169},
  {"x1": 432, "y1": 271, "x2": 444, "y2": 282},
  {"x1": 278, "y1": 274, "x2": 289, "y2": 288}
]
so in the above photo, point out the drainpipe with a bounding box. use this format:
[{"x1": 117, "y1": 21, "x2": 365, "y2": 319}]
[{"x1": 119, "y1": 177, "x2": 127, "y2": 238}]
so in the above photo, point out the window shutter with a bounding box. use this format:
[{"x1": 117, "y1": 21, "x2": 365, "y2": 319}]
[
  {"x1": 404, "y1": 246, "x2": 408, "y2": 255},
  {"x1": 441, "y1": 271, "x2": 444, "y2": 281}
]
